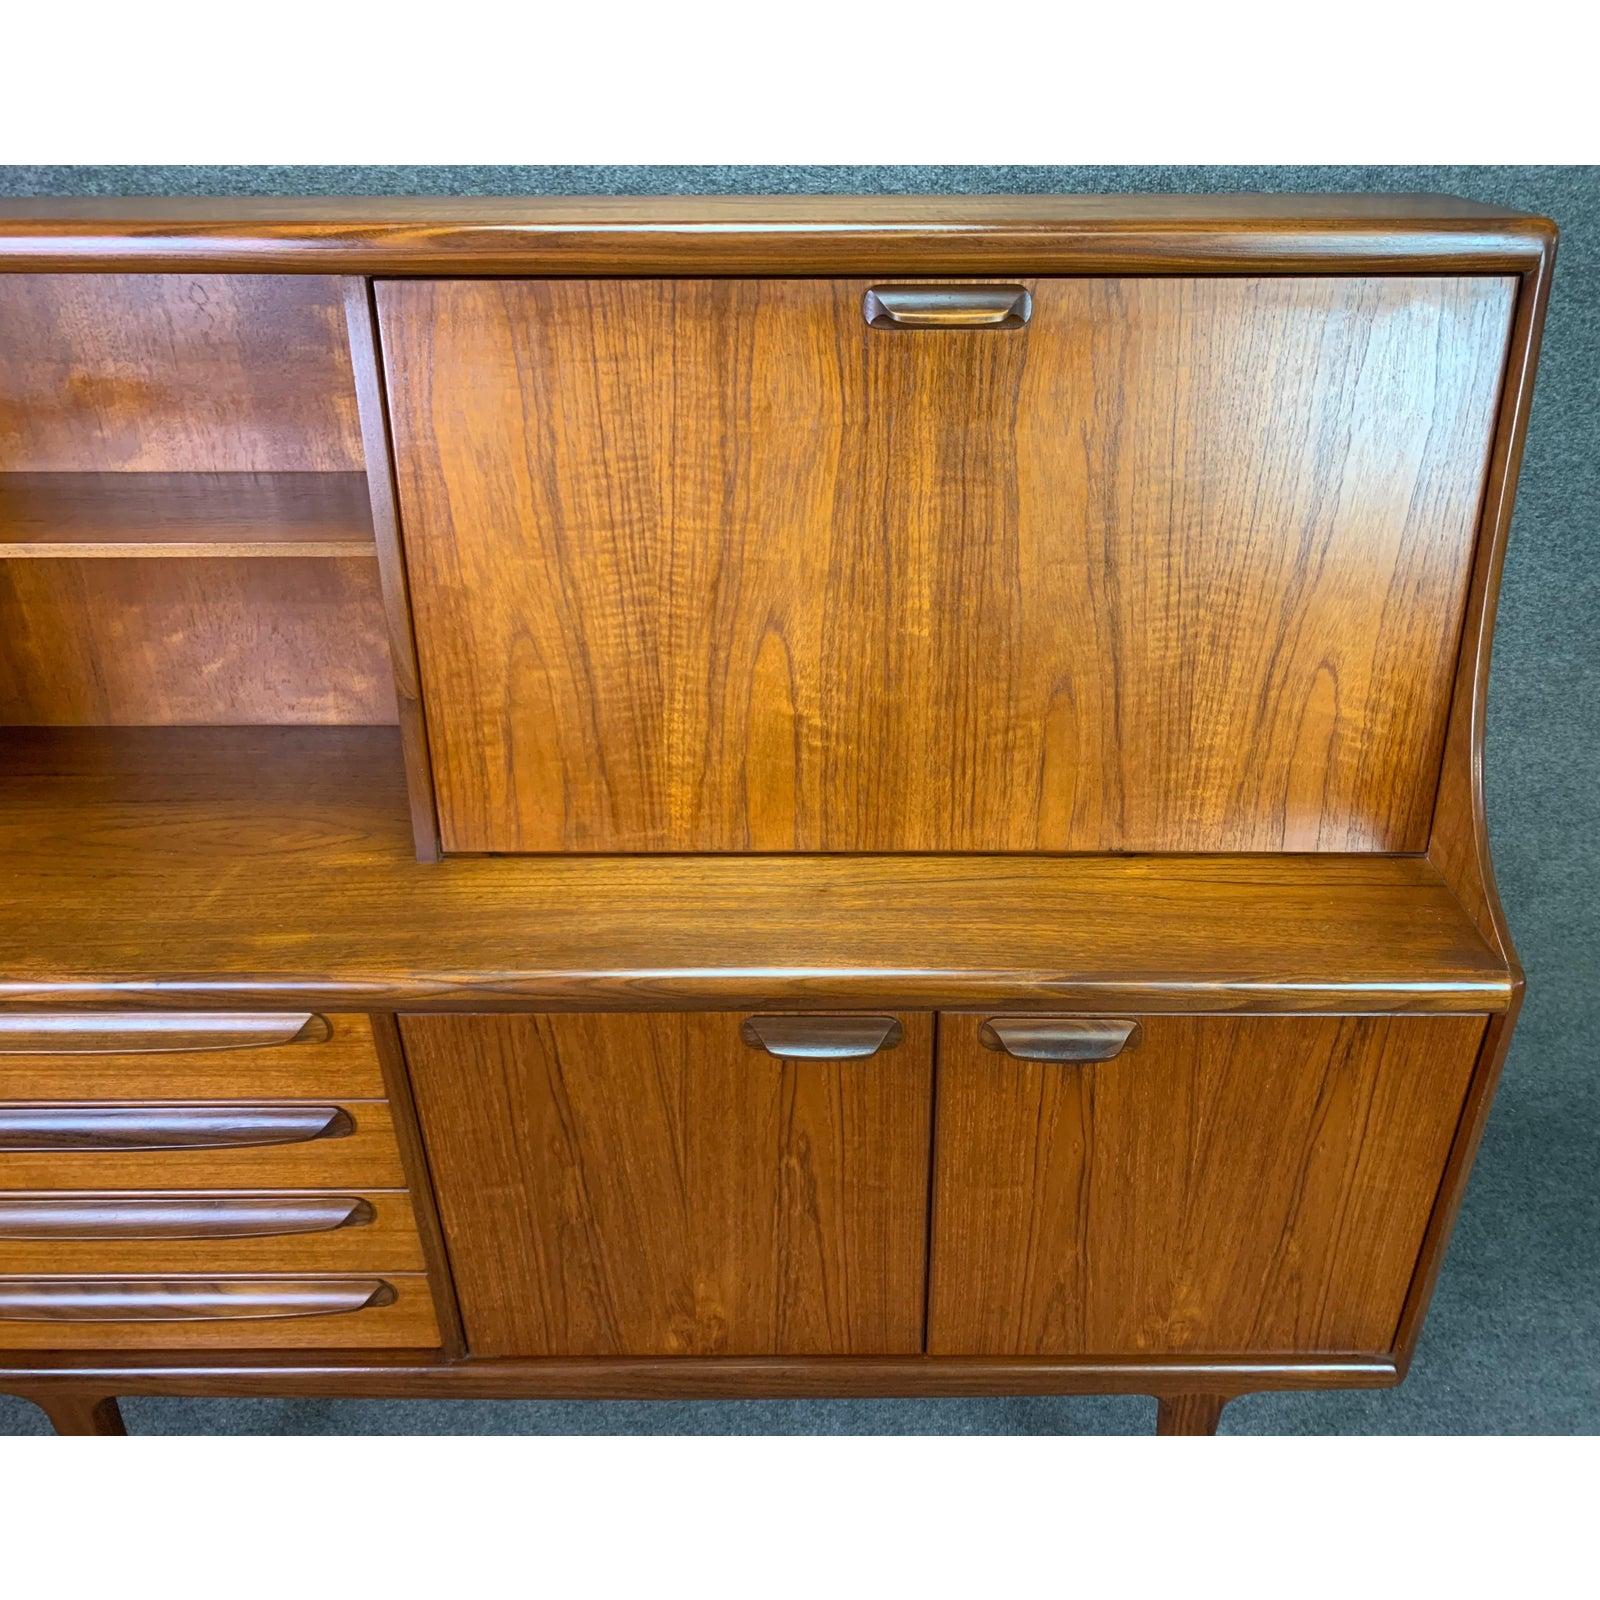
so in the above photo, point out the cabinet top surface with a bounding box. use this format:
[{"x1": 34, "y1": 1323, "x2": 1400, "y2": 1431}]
[{"x1": 0, "y1": 193, "x2": 1556, "y2": 273}]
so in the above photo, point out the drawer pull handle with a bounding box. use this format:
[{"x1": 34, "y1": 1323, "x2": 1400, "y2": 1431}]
[
  {"x1": 863, "y1": 285, "x2": 1032, "y2": 330},
  {"x1": 0, "y1": 1012, "x2": 329, "y2": 1055},
  {"x1": 740, "y1": 1015, "x2": 904, "y2": 1060},
  {"x1": 979, "y1": 1017, "x2": 1142, "y2": 1062},
  {"x1": 0, "y1": 1104, "x2": 355, "y2": 1152},
  {"x1": 0, "y1": 1277, "x2": 397, "y2": 1323},
  {"x1": 0, "y1": 1195, "x2": 375, "y2": 1240}
]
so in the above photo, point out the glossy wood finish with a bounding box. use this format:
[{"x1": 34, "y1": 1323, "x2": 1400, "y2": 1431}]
[
  {"x1": 0, "y1": 1011, "x2": 329, "y2": 1053},
  {"x1": 0, "y1": 1102, "x2": 405, "y2": 1190},
  {"x1": 0, "y1": 195, "x2": 1554, "y2": 276},
  {"x1": 0, "y1": 1192, "x2": 426, "y2": 1274},
  {"x1": 0, "y1": 472, "x2": 374, "y2": 559},
  {"x1": 0, "y1": 1011, "x2": 383, "y2": 1099},
  {"x1": 0, "y1": 555, "x2": 397, "y2": 724},
  {"x1": 0, "y1": 1273, "x2": 439, "y2": 1350},
  {"x1": 381, "y1": 275, "x2": 1511, "y2": 854},
  {"x1": 1157, "y1": 1394, "x2": 1228, "y2": 1435},
  {"x1": 0, "y1": 727, "x2": 1510, "y2": 1014},
  {"x1": 343, "y1": 280, "x2": 441, "y2": 861},
  {"x1": 402, "y1": 1011, "x2": 933, "y2": 1357},
  {"x1": 0, "y1": 1103, "x2": 353, "y2": 1152},
  {"x1": 0, "y1": 274, "x2": 361, "y2": 471},
  {"x1": 927, "y1": 1014, "x2": 1485, "y2": 1355}
]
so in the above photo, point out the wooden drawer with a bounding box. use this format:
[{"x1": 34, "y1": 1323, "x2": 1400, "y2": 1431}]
[
  {"x1": 927, "y1": 1013, "x2": 1487, "y2": 1356},
  {"x1": 0, "y1": 1189, "x2": 427, "y2": 1273},
  {"x1": 0, "y1": 1272, "x2": 440, "y2": 1350},
  {"x1": 0, "y1": 1100, "x2": 406, "y2": 1189},
  {"x1": 0, "y1": 1011, "x2": 384, "y2": 1098},
  {"x1": 379, "y1": 276, "x2": 1511, "y2": 855}
]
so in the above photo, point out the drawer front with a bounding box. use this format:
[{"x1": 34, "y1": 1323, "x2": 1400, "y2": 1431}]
[
  {"x1": 0, "y1": 1101, "x2": 406, "y2": 1188},
  {"x1": 0, "y1": 1272, "x2": 440, "y2": 1350},
  {"x1": 0, "y1": 1011, "x2": 385, "y2": 1098},
  {"x1": 379, "y1": 275, "x2": 1512, "y2": 855},
  {"x1": 928, "y1": 1013, "x2": 1486, "y2": 1356},
  {"x1": 402, "y1": 1011, "x2": 933, "y2": 1358},
  {"x1": 0, "y1": 1190, "x2": 427, "y2": 1273}
]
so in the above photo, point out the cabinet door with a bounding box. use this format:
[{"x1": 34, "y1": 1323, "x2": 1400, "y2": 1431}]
[
  {"x1": 928, "y1": 1014, "x2": 1485, "y2": 1356},
  {"x1": 401, "y1": 1012, "x2": 932, "y2": 1357},
  {"x1": 377, "y1": 275, "x2": 1511, "y2": 854}
]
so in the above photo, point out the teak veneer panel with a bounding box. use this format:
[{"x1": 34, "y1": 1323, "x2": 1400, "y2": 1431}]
[
  {"x1": 401, "y1": 1011, "x2": 933, "y2": 1357},
  {"x1": 0, "y1": 555, "x2": 398, "y2": 724},
  {"x1": 380, "y1": 275, "x2": 1513, "y2": 853},
  {"x1": 928, "y1": 1014, "x2": 1486, "y2": 1355},
  {"x1": 0, "y1": 274, "x2": 362, "y2": 472},
  {"x1": 0, "y1": 728, "x2": 1510, "y2": 1013},
  {"x1": 0, "y1": 472, "x2": 375, "y2": 558}
]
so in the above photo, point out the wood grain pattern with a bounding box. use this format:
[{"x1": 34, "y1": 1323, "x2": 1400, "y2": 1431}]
[
  {"x1": 0, "y1": 1273, "x2": 439, "y2": 1350},
  {"x1": 927, "y1": 1014, "x2": 1485, "y2": 1356},
  {"x1": 0, "y1": 555, "x2": 398, "y2": 724},
  {"x1": 0, "y1": 728, "x2": 1511, "y2": 1014},
  {"x1": 0, "y1": 274, "x2": 362, "y2": 471},
  {"x1": 0, "y1": 1101, "x2": 405, "y2": 1189},
  {"x1": 0, "y1": 472, "x2": 374, "y2": 558},
  {"x1": 0, "y1": 1011, "x2": 383, "y2": 1099},
  {"x1": 380, "y1": 275, "x2": 1512, "y2": 853},
  {"x1": 401, "y1": 1011, "x2": 933, "y2": 1357},
  {"x1": 0, "y1": 1191, "x2": 427, "y2": 1274},
  {"x1": 0, "y1": 195, "x2": 1555, "y2": 276}
]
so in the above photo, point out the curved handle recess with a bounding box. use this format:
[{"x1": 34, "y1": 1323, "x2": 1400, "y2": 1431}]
[
  {"x1": 0, "y1": 1195, "x2": 375, "y2": 1240},
  {"x1": 863, "y1": 285, "x2": 1033, "y2": 330},
  {"x1": 0, "y1": 1104, "x2": 354, "y2": 1153},
  {"x1": 0, "y1": 1012, "x2": 329, "y2": 1055},
  {"x1": 978, "y1": 1017, "x2": 1142, "y2": 1063},
  {"x1": 0, "y1": 1277, "x2": 397, "y2": 1322},
  {"x1": 740, "y1": 1015, "x2": 904, "y2": 1060}
]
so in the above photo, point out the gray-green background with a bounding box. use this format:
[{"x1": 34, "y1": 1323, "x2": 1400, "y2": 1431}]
[{"x1": 0, "y1": 166, "x2": 1593, "y2": 1436}]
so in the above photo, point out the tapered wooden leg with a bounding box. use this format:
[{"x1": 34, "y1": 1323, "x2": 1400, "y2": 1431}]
[
  {"x1": 32, "y1": 1394, "x2": 127, "y2": 1436},
  {"x1": 1156, "y1": 1393, "x2": 1228, "y2": 1435}
]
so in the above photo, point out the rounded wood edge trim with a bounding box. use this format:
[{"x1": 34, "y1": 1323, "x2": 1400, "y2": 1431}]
[
  {"x1": 0, "y1": 1194, "x2": 376, "y2": 1241},
  {"x1": 0, "y1": 1277, "x2": 399, "y2": 1323}
]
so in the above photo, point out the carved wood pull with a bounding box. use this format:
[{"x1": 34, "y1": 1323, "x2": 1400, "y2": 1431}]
[
  {"x1": 740, "y1": 1015, "x2": 904, "y2": 1060},
  {"x1": 0, "y1": 1195, "x2": 376, "y2": 1240},
  {"x1": 0, "y1": 1012, "x2": 330, "y2": 1055},
  {"x1": 0, "y1": 1104, "x2": 355, "y2": 1152},
  {"x1": 978, "y1": 1017, "x2": 1142, "y2": 1062},
  {"x1": 0, "y1": 1277, "x2": 398, "y2": 1322},
  {"x1": 863, "y1": 285, "x2": 1033, "y2": 330}
]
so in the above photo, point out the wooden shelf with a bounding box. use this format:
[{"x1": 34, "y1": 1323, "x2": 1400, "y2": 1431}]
[
  {"x1": 0, "y1": 727, "x2": 1512, "y2": 1015},
  {"x1": 0, "y1": 473, "x2": 375, "y2": 559}
]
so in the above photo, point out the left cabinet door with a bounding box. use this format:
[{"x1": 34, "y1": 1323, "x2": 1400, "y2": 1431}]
[{"x1": 401, "y1": 1012, "x2": 933, "y2": 1357}]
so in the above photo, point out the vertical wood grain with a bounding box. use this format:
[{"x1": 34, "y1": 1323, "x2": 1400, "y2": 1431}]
[
  {"x1": 401, "y1": 1012, "x2": 933, "y2": 1357},
  {"x1": 927, "y1": 1014, "x2": 1486, "y2": 1356},
  {"x1": 0, "y1": 274, "x2": 363, "y2": 472},
  {"x1": 379, "y1": 275, "x2": 1513, "y2": 854}
]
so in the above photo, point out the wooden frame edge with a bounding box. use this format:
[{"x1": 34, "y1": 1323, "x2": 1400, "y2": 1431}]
[{"x1": 342, "y1": 276, "x2": 442, "y2": 863}]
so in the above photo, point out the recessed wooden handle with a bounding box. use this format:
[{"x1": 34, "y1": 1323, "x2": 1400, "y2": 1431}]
[
  {"x1": 0, "y1": 1104, "x2": 355, "y2": 1152},
  {"x1": 0, "y1": 1195, "x2": 375, "y2": 1240},
  {"x1": 740, "y1": 1015, "x2": 904, "y2": 1060},
  {"x1": 863, "y1": 285, "x2": 1032, "y2": 330},
  {"x1": 0, "y1": 1012, "x2": 329, "y2": 1055},
  {"x1": 0, "y1": 1277, "x2": 397, "y2": 1323},
  {"x1": 978, "y1": 1017, "x2": 1142, "y2": 1062}
]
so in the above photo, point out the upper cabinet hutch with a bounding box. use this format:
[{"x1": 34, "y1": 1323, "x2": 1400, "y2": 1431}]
[{"x1": 0, "y1": 195, "x2": 1553, "y2": 1435}]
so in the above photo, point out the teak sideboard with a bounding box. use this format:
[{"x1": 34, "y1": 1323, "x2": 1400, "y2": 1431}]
[{"x1": 0, "y1": 195, "x2": 1554, "y2": 1436}]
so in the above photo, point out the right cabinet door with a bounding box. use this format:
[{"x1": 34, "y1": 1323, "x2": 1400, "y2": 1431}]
[{"x1": 928, "y1": 1014, "x2": 1486, "y2": 1356}]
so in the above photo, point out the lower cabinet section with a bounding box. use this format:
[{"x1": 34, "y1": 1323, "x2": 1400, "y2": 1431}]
[
  {"x1": 927, "y1": 1014, "x2": 1486, "y2": 1356},
  {"x1": 401, "y1": 1011, "x2": 933, "y2": 1357}
]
